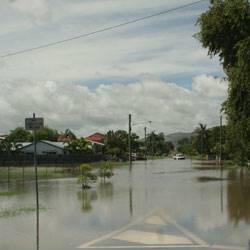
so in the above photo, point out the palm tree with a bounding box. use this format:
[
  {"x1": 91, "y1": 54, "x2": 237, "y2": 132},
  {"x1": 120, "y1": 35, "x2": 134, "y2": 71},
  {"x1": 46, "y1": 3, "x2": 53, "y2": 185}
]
[{"x1": 193, "y1": 123, "x2": 211, "y2": 158}]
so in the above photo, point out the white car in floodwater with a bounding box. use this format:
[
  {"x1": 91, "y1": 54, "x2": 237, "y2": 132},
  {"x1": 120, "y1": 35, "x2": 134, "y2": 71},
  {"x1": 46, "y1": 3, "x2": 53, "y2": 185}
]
[{"x1": 173, "y1": 153, "x2": 185, "y2": 160}]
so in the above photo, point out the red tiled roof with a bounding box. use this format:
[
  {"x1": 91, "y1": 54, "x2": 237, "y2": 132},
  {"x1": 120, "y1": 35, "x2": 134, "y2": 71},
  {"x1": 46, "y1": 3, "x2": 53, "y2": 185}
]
[
  {"x1": 57, "y1": 135, "x2": 74, "y2": 142},
  {"x1": 85, "y1": 133, "x2": 106, "y2": 143}
]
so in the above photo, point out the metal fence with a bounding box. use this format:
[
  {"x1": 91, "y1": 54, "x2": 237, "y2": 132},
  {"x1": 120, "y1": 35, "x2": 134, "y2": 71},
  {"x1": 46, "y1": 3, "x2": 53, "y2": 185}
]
[{"x1": 0, "y1": 153, "x2": 105, "y2": 166}]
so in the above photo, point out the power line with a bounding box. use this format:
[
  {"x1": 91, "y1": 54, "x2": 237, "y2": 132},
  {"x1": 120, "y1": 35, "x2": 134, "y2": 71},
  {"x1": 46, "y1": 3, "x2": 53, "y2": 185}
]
[{"x1": 1, "y1": 0, "x2": 207, "y2": 58}]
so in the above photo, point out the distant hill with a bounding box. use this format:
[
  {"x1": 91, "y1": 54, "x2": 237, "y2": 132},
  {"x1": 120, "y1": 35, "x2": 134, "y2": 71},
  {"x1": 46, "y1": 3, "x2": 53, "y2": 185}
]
[{"x1": 165, "y1": 132, "x2": 192, "y2": 147}]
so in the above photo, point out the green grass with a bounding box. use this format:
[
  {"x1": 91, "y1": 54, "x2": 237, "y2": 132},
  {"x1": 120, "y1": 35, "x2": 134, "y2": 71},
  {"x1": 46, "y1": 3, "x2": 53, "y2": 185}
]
[
  {"x1": 195, "y1": 176, "x2": 226, "y2": 182},
  {"x1": 0, "y1": 191, "x2": 25, "y2": 197},
  {"x1": 0, "y1": 161, "x2": 129, "y2": 183},
  {"x1": 0, "y1": 166, "x2": 78, "y2": 182},
  {"x1": 0, "y1": 206, "x2": 47, "y2": 218}
]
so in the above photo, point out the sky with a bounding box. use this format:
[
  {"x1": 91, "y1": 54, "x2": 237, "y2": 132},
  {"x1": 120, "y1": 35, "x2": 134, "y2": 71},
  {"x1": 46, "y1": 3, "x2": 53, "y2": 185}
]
[{"x1": 0, "y1": 0, "x2": 227, "y2": 137}]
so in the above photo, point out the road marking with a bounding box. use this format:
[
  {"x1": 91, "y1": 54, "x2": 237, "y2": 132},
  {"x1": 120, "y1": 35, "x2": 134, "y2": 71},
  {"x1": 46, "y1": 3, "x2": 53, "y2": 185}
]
[
  {"x1": 211, "y1": 245, "x2": 246, "y2": 250},
  {"x1": 80, "y1": 245, "x2": 209, "y2": 249},
  {"x1": 77, "y1": 208, "x2": 159, "y2": 249},
  {"x1": 78, "y1": 208, "x2": 244, "y2": 250},
  {"x1": 144, "y1": 215, "x2": 167, "y2": 225},
  {"x1": 158, "y1": 210, "x2": 208, "y2": 246},
  {"x1": 112, "y1": 229, "x2": 193, "y2": 245}
]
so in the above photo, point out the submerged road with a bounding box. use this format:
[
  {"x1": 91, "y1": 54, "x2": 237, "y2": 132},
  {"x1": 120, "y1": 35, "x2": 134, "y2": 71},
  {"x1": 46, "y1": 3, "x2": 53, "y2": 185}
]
[{"x1": 77, "y1": 208, "x2": 244, "y2": 250}]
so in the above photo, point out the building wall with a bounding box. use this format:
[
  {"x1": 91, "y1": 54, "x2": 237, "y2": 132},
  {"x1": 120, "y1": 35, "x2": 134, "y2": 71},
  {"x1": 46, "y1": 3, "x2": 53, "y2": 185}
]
[{"x1": 20, "y1": 142, "x2": 64, "y2": 155}]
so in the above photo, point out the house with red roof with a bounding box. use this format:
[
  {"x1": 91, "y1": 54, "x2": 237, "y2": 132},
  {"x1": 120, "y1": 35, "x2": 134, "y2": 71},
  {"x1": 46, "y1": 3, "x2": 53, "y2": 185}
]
[{"x1": 85, "y1": 133, "x2": 106, "y2": 144}]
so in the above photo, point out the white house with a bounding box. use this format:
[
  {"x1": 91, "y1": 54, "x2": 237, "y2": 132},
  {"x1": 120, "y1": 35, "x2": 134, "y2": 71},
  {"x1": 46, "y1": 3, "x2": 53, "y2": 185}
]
[{"x1": 19, "y1": 140, "x2": 68, "y2": 155}]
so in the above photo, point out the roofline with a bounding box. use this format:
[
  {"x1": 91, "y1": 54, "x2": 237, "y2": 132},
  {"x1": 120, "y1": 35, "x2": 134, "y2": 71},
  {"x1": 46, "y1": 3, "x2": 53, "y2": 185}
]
[
  {"x1": 18, "y1": 140, "x2": 67, "y2": 150},
  {"x1": 86, "y1": 139, "x2": 105, "y2": 146}
]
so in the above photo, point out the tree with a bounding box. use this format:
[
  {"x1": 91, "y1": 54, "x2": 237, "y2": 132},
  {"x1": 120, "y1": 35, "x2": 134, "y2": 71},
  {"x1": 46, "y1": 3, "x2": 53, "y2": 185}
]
[
  {"x1": 58, "y1": 129, "x2": 76, "y2": 141},
  {"x1": 35, "y1": 126, "x2": 58, "y2": 141},
  {"x1": 7, "y1": 127, "x2": 32, "y2": 142},
  {"x1": 146, "y1": 132, "x2": 173, "y2": 156},
  {"x1": 66, "y1": 138, "x2": 92, "y2": 154},
  {"x1": 197, "y1": 0, "x2": 250, "y2": 165},
  {"x1": 98, "y1": 161, "x2": 114, "y2": 182},
  {"x1": 77, "y1": 164, "x2": 97, "y2": 189},
  {"x1": 105, "y1": 130, "x2": 128, "y2": 160},
  {"x1": 0, "y1": 140, "x2": 12, "y2": 155},
  {"x1": 177, "y1": 138, "x2": 193, "y2": 155},
  {"x1": 192, "y1": 124, "x2": 211, "y2": 156}
]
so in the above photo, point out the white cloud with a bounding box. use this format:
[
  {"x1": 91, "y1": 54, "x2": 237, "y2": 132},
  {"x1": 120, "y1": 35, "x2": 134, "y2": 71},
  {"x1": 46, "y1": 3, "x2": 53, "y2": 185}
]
[
  {"x1": 0, "y1": 75, "x2": 228, "y2": 136},
  {"x1": 0, "y1": 0, "x2": 222, "y2": 82},
  {"x1": 8, "y1": 0, "x2": 50, "y2": 22},
  {"x1": 192, "y1": 74, "x2": 228, "y2": 97}
]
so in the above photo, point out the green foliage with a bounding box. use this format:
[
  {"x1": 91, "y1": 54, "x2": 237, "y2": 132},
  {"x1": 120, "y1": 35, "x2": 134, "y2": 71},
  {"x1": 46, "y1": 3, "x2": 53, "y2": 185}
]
[
  {"x1": 0, "y1": 206, "x2": 46, "y2": 218},
  {"x1": 98, "y1": 161, "x2": 114, "y2": 181},
  {"x1": 7, "y1": 127, "x2": 32, "y2": 142},
  {"x1": 104, "y1": 130, "x2": 140, "y2": 160},
  {"x1": 177, "y1": 137, "x2": 193, "y2": 155},
  {"x1": 77, "y1": 164, "x2": 97, "y2": 189},
  {"x1": 0, "y1": 140, "x2": 12, "y2": 154},
  {"x1": 146, "y1": 132, "x2": 174, "y2": 156},
  {"x1": 59, "y1": 129, "x2": 76, "y2": 140},
  {"x1": 192, "y1": 124, "x2": 211, "y2": 155},
  {"x1": 35, "y1": 126, "x2": 58, "y2": 141},
  {"x1": 66, "y1": 138, "x2": 92, "y2": 154},
  {"x1": 197, "y1": 0, "x2": 250, "y2": 165}
]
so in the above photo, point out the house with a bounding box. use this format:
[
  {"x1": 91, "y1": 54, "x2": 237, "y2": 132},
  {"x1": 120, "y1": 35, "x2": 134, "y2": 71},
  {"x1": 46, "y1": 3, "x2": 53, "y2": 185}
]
[
  {"x1": 85, "y1": 133, "x2": 106, "y2": 144},
  {"x1": 57, "y1": 134, "x2": 74, "y2": 143},
  {"x1": 85, "y1": 133, "x2": 106, "y2": 153},
  {"x1": 19, "y1": 140, "x2": 68, "y2": 155}
]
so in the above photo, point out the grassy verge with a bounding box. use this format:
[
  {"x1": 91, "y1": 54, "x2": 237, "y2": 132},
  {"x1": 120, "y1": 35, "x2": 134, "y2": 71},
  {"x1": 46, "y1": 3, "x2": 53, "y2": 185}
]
[
  {"x1": 195, "y1": 176, "x2": 226, "y2": 182},
  {"x1": 0, "y1": 161, "x2": 129, "y2": 183},
  {"x1": 0, "y1": 206, "x2": 47, "y2": 218},
  {"x1": 0, "y1": 190, "x2": 25, "y2": 197}
]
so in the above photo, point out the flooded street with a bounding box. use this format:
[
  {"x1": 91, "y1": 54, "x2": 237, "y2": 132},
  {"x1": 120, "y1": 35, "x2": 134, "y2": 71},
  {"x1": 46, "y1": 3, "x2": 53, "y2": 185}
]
[{"x1": 1, "y1": 159, "x2": 250, "y2": 250}]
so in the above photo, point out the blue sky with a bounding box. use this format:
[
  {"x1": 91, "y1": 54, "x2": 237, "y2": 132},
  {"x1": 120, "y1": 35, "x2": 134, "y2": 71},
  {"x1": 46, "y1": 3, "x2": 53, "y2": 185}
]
[{"x1": 0, "y1": 0, "x2": 227, "y2": 136}]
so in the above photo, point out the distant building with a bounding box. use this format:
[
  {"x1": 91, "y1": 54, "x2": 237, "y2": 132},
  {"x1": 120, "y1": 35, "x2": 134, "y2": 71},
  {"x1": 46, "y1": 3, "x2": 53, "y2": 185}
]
[
  {"x1": 85, "y1": 133, "x2": 106, "y2": 144},
  {"x1": 19, "y1": 140, "x2": 68, "y2": 155}
]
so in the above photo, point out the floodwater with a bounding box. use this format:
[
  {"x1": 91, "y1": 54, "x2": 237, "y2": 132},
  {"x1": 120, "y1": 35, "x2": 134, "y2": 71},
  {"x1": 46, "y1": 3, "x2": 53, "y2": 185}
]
[{"x1": 0, "y1": 159, "x2": 250, "y2": 250}]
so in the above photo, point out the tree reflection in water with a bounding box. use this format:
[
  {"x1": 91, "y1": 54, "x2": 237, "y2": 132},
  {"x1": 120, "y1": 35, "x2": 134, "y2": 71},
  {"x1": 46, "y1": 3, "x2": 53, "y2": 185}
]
[
  {"x1": 227, "y1": 169, "x2": 250, "y2": 225},
  {"x1": 77, "y1": 190, "x2": 97, "y2": 212},
  {"x1": 97, "y1": 182, "x2": 114, "y2": 200},
  {"x1": 77, "y1": 182, "x2": 114, "y2": 212}
]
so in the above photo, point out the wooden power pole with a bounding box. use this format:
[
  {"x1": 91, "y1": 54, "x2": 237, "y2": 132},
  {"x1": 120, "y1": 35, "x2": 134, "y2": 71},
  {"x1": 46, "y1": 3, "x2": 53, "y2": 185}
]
[{"x1": 128, "y1": 114, "x2": 132, "y2": 169}]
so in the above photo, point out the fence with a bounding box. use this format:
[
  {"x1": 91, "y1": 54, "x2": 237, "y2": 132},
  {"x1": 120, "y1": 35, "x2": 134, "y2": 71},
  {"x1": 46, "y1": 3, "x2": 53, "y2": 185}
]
[{"x1": 0, "y1": 153, "x2": 105, "y2": 166}]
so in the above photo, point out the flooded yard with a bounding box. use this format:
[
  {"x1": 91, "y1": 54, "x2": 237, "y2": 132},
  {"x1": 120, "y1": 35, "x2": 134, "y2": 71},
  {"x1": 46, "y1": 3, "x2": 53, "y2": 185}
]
[{"x1": 0, "y1": 159, "x2": 250, "y2": 250}]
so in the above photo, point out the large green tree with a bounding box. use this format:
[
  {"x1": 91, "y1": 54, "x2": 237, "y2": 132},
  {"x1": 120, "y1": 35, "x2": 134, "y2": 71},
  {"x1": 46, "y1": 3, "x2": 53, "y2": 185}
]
[
  {"x1": 35, "y1": 126, "x2": 59, "y2": 141},
  {"x1": 192, "y1": 124, "x2": 211, "y2": 156},
  {"x1": 146, "y1": 132, "x2": 174, "y2": 156},
  {"x1": 197, "y1": 0, "x2": 250, "y2": 165},
  {"x1": 7, "y1": 127, "x2": 32, "y2": 142},
  {"x1": 104, "y1": 130, "x2": 140, "y2": 160},
  {"x1": 66, "y1": 138, "x2": 92, "y2": 154}
]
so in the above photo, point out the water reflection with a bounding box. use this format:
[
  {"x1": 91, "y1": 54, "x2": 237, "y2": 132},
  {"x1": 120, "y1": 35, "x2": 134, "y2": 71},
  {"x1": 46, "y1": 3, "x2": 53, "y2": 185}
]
[
  {"x1": 77, "y1": 190, "x2": 97, "y2": 212},
  {"x1": 97, "y1": 182, "x2": 113, "y2": 200},
  {"x1": 227, "y1": 169, "x2": 250, "y2": 225},
  {"x1": 129, "y1": 186, "x2": 133, "y2": 217},
  {"x1": 77, "y1": 182, "x2": 114, "y2": 212}
]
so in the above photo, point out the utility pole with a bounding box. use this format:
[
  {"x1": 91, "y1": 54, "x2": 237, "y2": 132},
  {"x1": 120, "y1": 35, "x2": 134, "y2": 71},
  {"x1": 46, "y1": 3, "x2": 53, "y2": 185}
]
[
  {"x1": 219, "y1": 115, "x2": 222, "y2": 166},
  {"x1": 128, "y1": 114, "x2": 132, "y2": 170},
  {"x1": 33, "y1": 113, "x2": 39, "y2": 250},
  {"x1": 144, "y1": 127, "x2": 147, "y2": 160},
  {"x1": 200, "y1": 130, "x2": 203, "y2": 160}
]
